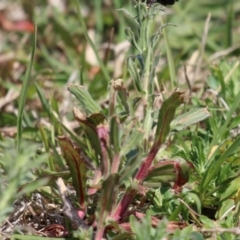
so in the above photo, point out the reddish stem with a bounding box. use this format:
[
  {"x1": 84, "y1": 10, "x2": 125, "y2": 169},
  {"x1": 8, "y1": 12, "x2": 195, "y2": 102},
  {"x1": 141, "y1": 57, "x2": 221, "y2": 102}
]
[
  {"x1": 135, "y1": 144, "x2": 158, "y2": 181},
  {"x1": 111, "y1": 153, "x2": 120, "y2": 174},
  {"x1": 112, "y1": 188, "x2": 137, "y2": 221},
  {"x1": 113, "y1": 144, "x2": 159, "y2": 221}
]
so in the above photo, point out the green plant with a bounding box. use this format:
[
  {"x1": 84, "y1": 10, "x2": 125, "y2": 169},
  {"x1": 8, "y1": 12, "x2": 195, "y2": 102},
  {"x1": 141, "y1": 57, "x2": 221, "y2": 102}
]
[
  {"x1": 2, "y1": 1, "x2": 240, "y2": 240},
  {"x1": 0, "y1": 139, "x2": 48, "y2": 224},
  {"x1": 172, "y1": 59, "x2": 240, "y2": 240},
  {"x1": 51, "y1": 1, "x2": 210, "y2": 239}
]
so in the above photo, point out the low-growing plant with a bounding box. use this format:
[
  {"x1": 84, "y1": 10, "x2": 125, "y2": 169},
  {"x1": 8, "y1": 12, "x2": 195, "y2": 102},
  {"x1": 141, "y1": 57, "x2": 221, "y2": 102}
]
[
  {"x1": 50, "y1": 1, "x2": 211, "y2": 239},
  {"x1": 0, "y1": 139, "x2": 48, "y2": 224},
  {"x1": 2, "y1": 1, "x2": 240, "y2": 240}
]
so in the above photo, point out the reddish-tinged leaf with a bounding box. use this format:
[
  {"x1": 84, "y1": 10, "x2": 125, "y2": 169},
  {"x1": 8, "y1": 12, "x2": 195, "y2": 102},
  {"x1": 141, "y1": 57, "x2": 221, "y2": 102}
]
[
  {"x1": 113, "y1": 159, "x2": 191, "y2": 220},
  {"x1": 173, "y1": 160, "x2": 193, "y2": 191},
  {"x1": 135, "y1": 91, "x2": 186, "y2": 181},
  {"x1": 113, "y1": 92, "x2": 185, "y2": 220},
  {"x1": 73, "y1": 107, "x2": 102, "y2": 157},
  {"x1": 144, "y1": 159, "x2": 192, "y2": 191},
  {"x1": 74, "y1": 107, "x2": 111, "y2": 177},
  {"x1": 97, "y1": 124, "x2": 110, "y2": 177},
  {"x1": 144, "y1": 160, "x2": 178, "y2": 183},
  {"x1": 155, "y1": 91, "x2": 186, "y2": 146},
  {"x1": 73, "y1": 107, "x2": 105, "y2": 128},
  {"x1": 58, "y1": 136, "x2": 94, "y2": 210}
]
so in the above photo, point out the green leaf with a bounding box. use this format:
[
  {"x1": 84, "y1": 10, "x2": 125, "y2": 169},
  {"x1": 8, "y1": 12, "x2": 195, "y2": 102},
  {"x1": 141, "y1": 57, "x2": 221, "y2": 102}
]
[
  {"x1": 161, "y1": 19, "x2": 177, "y2": 88},
  {"x1": 201, "y1": 135, "x2": 240, "y2": 193},
  {"x1": 110, "y1": 116, "x2": 120, "y2": 153},
  {"x1": 199, "y1": 215, "x2": 215, "y2": 228},
  {"x1": 217, "y1": 199, "x2": 235, "y2": 220},
  {"x1": 171, "y1": 108, "x2": 211, "y2": 131},
  {"x1": 11, "y1": 235, "x2": 68, "y2": 240},
  {"x1": 130, "y1": 211, "x2": 153, "y2": 240},
  {"x1": 147, "y1": 189, "x2": 162, "y2": 207},
  {"x1": 127, "y1": 57, "x2": 144, "y2": 93},
  {"x1": 144, "y1": 158, "x2": 191, "y2": 189},
  {"x1": 220, "y1": 178, "x2": 240, "y2": 201},
  {"x1": 208, "y1": 90, "x2": 240, "y2": 155},
  {"x1": 189, "y1": 232, "x2": 205, "y2": 240},
  {"x1": 34, "y1": 82, "x2": 54, "y2": 120},
  {"x1": 184, "y1": 192, "x2": 202, "y2": 215},
  {"x1": 228, "y1": 115, "x2": 240, "y2": 130},
  {"x1": 155, "y1": 91, "x2": 186, "y2": 147},
  {"x1": 144, "y1": 161, "x2": 178, "y2": 184},
  {"x1": 125, "y1": 27, "x2": 142, "y2": 53},
  {"x1": 116, "y1": 80, "x2": 130, "y2": 115},
  {"x1": 0, "y1": 139, "x2": 47, "y2": 223},
  {"x1": 211, "y1": 65, "x2": 226, "y2": 97},
  {"x1": 120, "y1": 129, "x2": 144, "y2": 157},
  {"x1": 17, "y1": 25, "x2": 37, "y2": 150},
  {"x1": 68, "y1": 84, "x2": 102, "y2": 115},
  {"x1": 119, "y1": 153, "x2": 143, "y2": 184},
  {"x1": 149, "y1": 54, "x2": 160, "y2": 84}
]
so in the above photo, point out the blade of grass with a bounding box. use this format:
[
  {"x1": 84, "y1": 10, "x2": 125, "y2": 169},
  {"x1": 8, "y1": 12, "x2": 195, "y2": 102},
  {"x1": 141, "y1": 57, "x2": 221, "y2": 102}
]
[
  {"x1": 94, "y1": 0, "x2": 103, "y2": 33},
  {"x1": 75, "y1": 0, "x2": 111, "y2": 83},
  {"x1": 16, "y1": 25, "x2": 37, "y2": 151},
  {"x1": 39, "y1": 44, "x2": 73, "y2": 74},
  {"x1": 161, "y1": 18, "x2": 177, "y2": 89}
]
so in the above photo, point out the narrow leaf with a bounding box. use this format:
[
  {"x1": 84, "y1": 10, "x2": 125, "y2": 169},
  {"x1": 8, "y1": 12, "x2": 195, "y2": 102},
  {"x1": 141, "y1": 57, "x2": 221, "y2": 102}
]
[
  {"x1": 120, "y1": 129, "x2": 144, "y2": 157},
  {"x1": 171, "y1": 108, "x2": 211, "y2": 131},
  {"x1": 110, "y1": 116, "x2": 120, "y2": 153},
  {"x1": 58, "y1": 136, "x2": 93, "y2": 210},
  {"x1": 155, "y1": 91, "x2": 186, "y2": 146},
  {"x1": 201, "y1": 135, "x2": 240, "y2": 192},
  {"x1": 114, "y1": 79, "x2": 130, "y2": 114},
  {"x1": 208, "y1": 90, "x2": 240, "y2": 154},
  {"x1": 144, "y1": 158, "x2": 191, "y2": 190},
  {"x1": 135, "y1": 91, "x2": 186, "y2": 181},
  {"x1": 17, "y1": 25, "x2": 37, "y2": 150},
  {"x1": 68, "y1": 84, "x2": 102, "y2": 115},
  {"x1": 144, "y1": 161, "x2": 178, "y2": 184},
  {"x1": 73, "y1": 107, "x2": 102, "y2": 156},
  {"x1": 220, "y1": 178, "x2": 240, "y2": 201},
  {"x1": 127, "y1": 57, "x2": 144, "y2": 93}
]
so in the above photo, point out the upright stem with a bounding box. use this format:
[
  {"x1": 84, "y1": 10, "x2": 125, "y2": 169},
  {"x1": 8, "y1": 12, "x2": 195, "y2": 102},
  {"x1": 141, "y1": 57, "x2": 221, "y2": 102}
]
[{"x1": 112, "y1": 144, "x2": 159, "y2": 220}]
